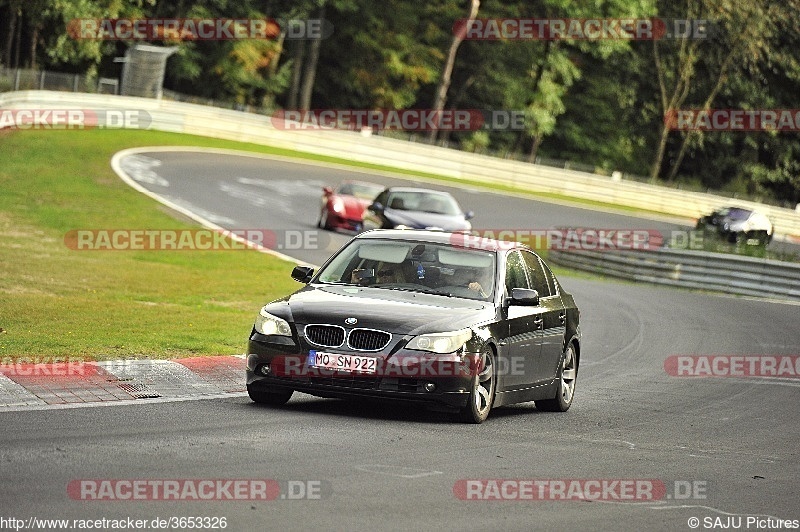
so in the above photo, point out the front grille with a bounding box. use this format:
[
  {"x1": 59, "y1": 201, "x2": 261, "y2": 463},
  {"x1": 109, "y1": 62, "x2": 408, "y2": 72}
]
[
  {"x1": 380, "y1": 378, "x2": 422, "y2": 392},
  {"x1": 348, "y1": 328, "x2": 391, "y2": 351},
  {"x1": 305, "y1": 325, "x2": 345, "y2": 347},
  {"x1": 310, "y1": 376, "x2": 379, "y2": 389}
]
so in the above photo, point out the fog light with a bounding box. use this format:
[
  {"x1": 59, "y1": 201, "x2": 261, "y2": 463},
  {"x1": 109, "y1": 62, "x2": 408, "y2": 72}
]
[
  {"x1": 258, "y1": 364, "x2": 271, "y2": 376},
  {"x1": 424, "y1": 382, "x2": 436, "y2": 392}
]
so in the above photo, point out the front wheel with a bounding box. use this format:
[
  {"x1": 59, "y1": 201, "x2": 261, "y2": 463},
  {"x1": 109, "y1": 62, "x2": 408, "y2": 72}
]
[
  {"x1": 753, "y1": 231, "x2": 771, "y2": 247},
  {"x1": 317, "y1": 209, "x2": 330, "y2": 230},
  {"x1": 248, "y1": 385, "x2": 293, "y2": 406},
  {"x1": 458, "y1": 348, "x2": 496, "y2": 423},
  {"x1": 535, "y1": 343, "x2": 577, "y2": 412}
]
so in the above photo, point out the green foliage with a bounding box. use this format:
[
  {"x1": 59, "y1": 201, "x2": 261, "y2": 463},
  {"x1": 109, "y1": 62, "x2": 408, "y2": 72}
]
[{"x1": 1, "y1": 0, "x2": 798, "y2": 205}]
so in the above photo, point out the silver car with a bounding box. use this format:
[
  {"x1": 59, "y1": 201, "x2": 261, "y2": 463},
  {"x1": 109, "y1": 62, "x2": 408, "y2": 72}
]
[{"x1": 696, "y1": 206, "x2": 774, "y2": 245}]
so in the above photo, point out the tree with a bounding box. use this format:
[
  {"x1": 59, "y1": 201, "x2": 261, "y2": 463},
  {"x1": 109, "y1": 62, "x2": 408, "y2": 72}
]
[
  {"x1": 658, "y1": 0, "x2": 789, "y2": 182},
  {"x1": 427, "y1": 0, "x2": 479, "y2": 144},
  {"x1": 1, "y1": 0, "x2": 23, "y2": 68}
]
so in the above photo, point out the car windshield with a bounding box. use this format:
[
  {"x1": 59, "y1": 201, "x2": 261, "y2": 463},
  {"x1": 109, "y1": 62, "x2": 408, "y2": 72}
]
[
  {"x1": 724, "y1": 208, "x2": 752, "y2": 221},
  {"x1": 337, "y1": 182, "x2": 384, "y2": 200},
  {"x1": 386, "y1": 191, "x2": 462, "y2": 215},
  {"x1": 316, "y1": 238, "x2": 496, "y2": 301}
]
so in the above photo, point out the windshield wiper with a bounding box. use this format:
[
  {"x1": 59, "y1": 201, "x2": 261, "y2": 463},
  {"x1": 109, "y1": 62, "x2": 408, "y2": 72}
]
[
  {"x1": 373, "y1": 285, "x2": 454, "y2": 297},
  {"x1": 416, "y1": 287, "x2": 455, "y2": 297}
]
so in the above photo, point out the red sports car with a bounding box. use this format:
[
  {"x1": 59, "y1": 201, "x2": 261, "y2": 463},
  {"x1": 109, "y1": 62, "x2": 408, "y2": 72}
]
[{"x1": 317, "y1": 180, "x2": 384, "y2": 231}]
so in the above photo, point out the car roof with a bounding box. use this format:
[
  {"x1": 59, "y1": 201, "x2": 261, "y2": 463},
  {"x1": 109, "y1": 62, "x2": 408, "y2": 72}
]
[
  {"x1": 717, "y1": 206, "x2": 754, "y2": 215},
  {"x1": 355, "y1": 229, "x2": 525, "y2": 252},
  {"x1": 384, "y1": 187, "x2": 456, "y2": 196}
]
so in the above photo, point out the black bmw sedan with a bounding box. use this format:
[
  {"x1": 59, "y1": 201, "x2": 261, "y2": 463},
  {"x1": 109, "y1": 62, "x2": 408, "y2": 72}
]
[{"x1": 246, "y1": 230, "x2": 581, "y2": 423}]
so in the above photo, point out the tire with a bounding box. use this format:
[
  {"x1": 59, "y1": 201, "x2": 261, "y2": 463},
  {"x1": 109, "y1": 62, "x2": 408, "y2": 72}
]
[
  {"x1": 247, "y1": 385, "x2": 293, "y2": 406},
  {"x1": 458, "y1": 347, "x2": 496, "y2": 424},
  {"x1": 536, "y1": 343, "x2": 577, "y2": 412}
]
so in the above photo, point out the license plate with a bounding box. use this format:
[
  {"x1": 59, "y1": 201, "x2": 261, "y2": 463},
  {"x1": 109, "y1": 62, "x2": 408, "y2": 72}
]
[{"x1": 308, "y1": 350, "x2": 377, "y2": 373}]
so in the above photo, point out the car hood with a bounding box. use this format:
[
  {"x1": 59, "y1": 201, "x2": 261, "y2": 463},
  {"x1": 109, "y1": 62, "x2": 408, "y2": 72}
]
[
  {"x1": 384, "y1": 208, "x2": 471, "y2": 231},
  {"x1": 340, "y1": 195, "x2": 370, "y2": 218},
  {"x1": 267, "y1": 284, "x2": 494, "y2": 336}
]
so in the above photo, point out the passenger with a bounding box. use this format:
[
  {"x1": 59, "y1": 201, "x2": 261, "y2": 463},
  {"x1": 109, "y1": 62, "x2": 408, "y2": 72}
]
[
  {"x1": 374, "y1": 263, "x2": 405, "y2": 284},
  {"x1": 451, "y1": 268, "x2": 489, "y2": 298}
]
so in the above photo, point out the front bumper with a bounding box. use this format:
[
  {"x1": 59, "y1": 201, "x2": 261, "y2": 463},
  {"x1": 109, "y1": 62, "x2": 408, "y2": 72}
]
[
  {"x1": 328, "y1": 213, "x2": 363, "y2": 232},
  {"x1": 246, "y1": 331, "x2": 476, "y2": 410}
]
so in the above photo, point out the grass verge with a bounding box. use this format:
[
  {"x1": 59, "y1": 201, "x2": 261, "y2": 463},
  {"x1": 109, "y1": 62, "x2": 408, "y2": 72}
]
[{"x1": 0, "y1": 129, "x2": 306, "y2": 360}]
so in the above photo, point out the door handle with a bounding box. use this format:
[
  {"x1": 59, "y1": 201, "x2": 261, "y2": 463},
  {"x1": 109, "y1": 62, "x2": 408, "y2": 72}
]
[{"x1": 558, "y1": 313, "x2": 566, "y2": 324}]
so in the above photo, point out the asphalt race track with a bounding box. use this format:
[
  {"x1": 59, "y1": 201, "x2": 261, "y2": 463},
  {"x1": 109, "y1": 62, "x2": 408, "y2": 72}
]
[
  {"x1": 114, "y1": 150, "x2": 704, "y2": 266},
  {"x1": 1, "y1": 150, "x2": 798, "y2": 532}
]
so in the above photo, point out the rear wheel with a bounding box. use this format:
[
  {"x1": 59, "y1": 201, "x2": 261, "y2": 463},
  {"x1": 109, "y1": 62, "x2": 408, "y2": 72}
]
[
  {"x1": 248, "y1": 385, "x2": 293, "y2": 406},
  {"x1": 458, "y1": 347, "x2": 496, "y2": 424},
  {"x1": 536, "y1": 343, "x2": 577, "y2": 412}
]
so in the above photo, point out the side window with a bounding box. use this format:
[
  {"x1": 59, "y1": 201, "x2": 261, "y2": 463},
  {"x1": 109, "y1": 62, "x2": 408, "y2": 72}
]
[
  {"x1": 504, "y1": 251, "x2": 529, "y2": 294},
  {"x1": 374, "y1": 191, "x2": 388, "y2": 208},
  {"x1": 520, "y1": 251, "x2": 551, "y2": 298},
  {"x1": 543, "y1": 263, "x2": 558, "y2": 295}
]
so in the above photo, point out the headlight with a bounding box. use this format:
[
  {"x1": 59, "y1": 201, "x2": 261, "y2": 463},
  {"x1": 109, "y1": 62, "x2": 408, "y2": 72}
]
[
  {"x1": 331, "y1": 198, "x2": 345, "y2": 213},
  {"x1": 254, "y1": 307, "x2": 292, "y2": 336},
  {"x1": 406, "y1": 328, "x2": 472, "y2": 354}
]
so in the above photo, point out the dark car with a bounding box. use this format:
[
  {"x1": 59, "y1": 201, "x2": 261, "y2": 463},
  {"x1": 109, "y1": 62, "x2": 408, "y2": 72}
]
[
  {"x1": 361, "y1": 187, "x2": 474, "y2": 232},
  {"x1": 318, "y1": 180, "x2": 385, "y2": 232},
  {"x1": 246, "y1": 229, "x2": 581, "y2": 423},
  {"x1": 696, "y1": 206, "x2": 774, "y2": 245}
]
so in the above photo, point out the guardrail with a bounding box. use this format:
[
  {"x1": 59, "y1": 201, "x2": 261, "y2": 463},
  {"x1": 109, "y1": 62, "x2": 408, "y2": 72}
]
[
  {"x1": 2, "y1": 89, "x2": 799, "y2": 240},
  {"x1": 548, "y1": 247, "x2": 800, "y2": 302}
]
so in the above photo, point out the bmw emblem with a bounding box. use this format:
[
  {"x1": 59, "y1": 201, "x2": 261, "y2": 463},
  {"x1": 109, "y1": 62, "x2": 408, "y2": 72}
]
[{"x1": 345, "y1": 317, "x2": 357, "y2": 325}]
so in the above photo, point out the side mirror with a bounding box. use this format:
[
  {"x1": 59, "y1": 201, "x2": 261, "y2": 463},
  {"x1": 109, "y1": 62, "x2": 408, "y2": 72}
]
[
  {"x1": 464, "y1": 210, "x2": 475, "y2": 221},
  {"x1": 370, "y1": 202, "x2": 384, "y2": 213},
  {"x1": 322, "y1": 186, "x2": 333, "y2": 195},
  {"x1": 291, "y1": 265, "x2": 314, "y2": 283},
  {"x1": 509, "y1": 287, "x2": 539, "y2": 306}
]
